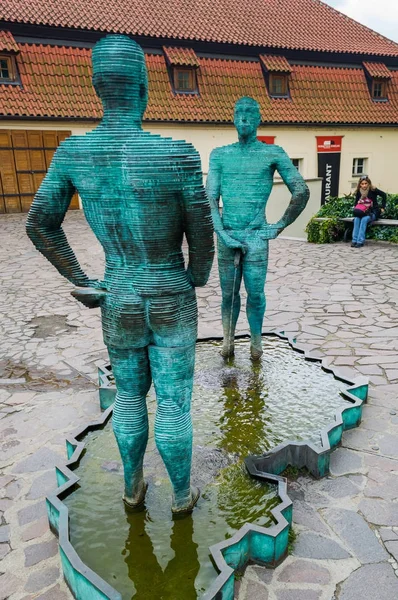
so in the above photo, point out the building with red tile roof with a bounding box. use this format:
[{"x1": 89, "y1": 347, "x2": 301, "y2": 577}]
[{"x1": 1, "y1": 0, "x2": 398, "y2": 224}]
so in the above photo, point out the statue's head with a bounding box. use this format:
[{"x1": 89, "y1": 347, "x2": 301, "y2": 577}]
[
  {"x1": 92, "y1": 35, "x2": 148, "y2": 118},
  {"x1": 233, "y1": 97, "x2": 261, "y2": 139}
]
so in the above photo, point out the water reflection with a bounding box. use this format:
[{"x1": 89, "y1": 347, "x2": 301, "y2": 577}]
[
  {"x1": 218, "y1": 359, "x2": 272, "y2": 456},
  {"x1": 124, "y1": 509, "x2": 199, "y2": 600}
]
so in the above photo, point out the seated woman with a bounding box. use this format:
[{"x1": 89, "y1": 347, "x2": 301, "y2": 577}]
[{"x1": 351, "y1": 176, "x2": 386, "y2": 248}]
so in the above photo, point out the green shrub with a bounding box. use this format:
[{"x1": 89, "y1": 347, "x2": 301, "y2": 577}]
[
  {"x1": 306, "y1": 194, "x2": 398, "y2": 243},
  {"x1": 306, "y1": 216, "x2": 345, "y2": 244}
]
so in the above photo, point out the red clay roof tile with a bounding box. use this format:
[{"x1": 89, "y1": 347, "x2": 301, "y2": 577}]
[
  {"x1": 260, "y1": 55, "x2": 291, "y2": 73},
  {"x1": 163, "y1": 47, "x2": 200, "y2": 67},
  {"x1": 1, "y1": 0, "x2": 398, "y2": 57},
  {"x1": 363, "y1": 61, "x2": 392, "y2": 79},
  {"x1": 2, "y1": 43, "x2": 398, "y2": 124},
  {"x1": 0, "y1": 30, "x2": 19, "y2": 53}
]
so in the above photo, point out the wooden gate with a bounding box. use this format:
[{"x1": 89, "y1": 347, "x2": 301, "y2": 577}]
[{"x1": 0, "y1": 129, "x2": 80, "y2": 213}]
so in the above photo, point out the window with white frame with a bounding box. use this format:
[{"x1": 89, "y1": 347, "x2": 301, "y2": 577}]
[
  {"x1": 291, "y1": 158, "x2": 302, "y2": 172},
  {"x1": 352, "y1": 158, "x2": 367, "y2": 177}
]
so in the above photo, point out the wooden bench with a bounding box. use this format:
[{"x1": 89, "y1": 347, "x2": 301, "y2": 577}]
[{"x1": 312, "y1": 217, "x2": 398, "y2": 242}]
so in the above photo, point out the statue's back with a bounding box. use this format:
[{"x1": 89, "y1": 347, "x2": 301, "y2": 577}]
[{"x1": 59, "y1": 129, "x2": 201, "y2": 295}]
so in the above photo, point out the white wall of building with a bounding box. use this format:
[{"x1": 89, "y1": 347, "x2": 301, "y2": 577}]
[{"x1": 2, "y1": 120, "x2": 396, "y2": 237}]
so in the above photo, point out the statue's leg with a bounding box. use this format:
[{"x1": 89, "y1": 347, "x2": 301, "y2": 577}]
[
  {"x1": 148, "y1": 290, "x2": 198, "y2": 513},
  {"x1": 108, "y1": 345, "x2": 151, "y2": 508},
  {"x1": 218, "y1": 257, "x2": 243, "y2": 357},
  {"x1": 149, "y1": 343, "x2": 198, "y2": 513},
  {"x1": 243, "y1": 256, "x2": 268, "y2": 360}
]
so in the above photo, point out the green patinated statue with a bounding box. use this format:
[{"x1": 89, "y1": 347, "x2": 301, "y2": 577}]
[
  {"x1": 206, "y1": 97, "x2": 309, "y2": 359},
  {"x1": 26, "y1": 35, "x2": 214, "y2": 513}
]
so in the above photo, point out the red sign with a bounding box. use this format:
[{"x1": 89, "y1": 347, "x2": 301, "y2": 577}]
[
  {"x1": 316, "y1": 136, "x2": 343, "y2": 153},
  {"x1": 257, "y1": 136, "x2": 275, "y2": 144}
]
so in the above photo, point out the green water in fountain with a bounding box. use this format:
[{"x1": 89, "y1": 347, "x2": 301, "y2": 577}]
[{"x1": 65, "y1": 338, "x2": 348, "y2": 599}]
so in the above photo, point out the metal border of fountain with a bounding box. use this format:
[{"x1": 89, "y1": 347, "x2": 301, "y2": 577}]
[{"x1": 46, "y1": 331, "x2": 368, "y2": 600}]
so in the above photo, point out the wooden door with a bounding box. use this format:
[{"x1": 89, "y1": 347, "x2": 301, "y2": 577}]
[{"x1": 0, "y1": 129, "x2": 80, "y2": 213}]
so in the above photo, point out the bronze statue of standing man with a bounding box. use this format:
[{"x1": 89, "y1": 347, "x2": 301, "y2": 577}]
[
  {"x1": 206, "y1": 97, "x2": 309, "y2": 359},
  {"x1": 26, "y1": 35, "x2": 214, "y2": 514}
]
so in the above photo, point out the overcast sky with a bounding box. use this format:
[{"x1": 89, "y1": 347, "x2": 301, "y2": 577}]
[{"x1": 323, "y1": 0, "x2": 398, "y2": 43}]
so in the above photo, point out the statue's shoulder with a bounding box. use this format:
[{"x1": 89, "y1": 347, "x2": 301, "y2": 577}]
[
  {"x1": 209, "y1": 143, "x2": 238, "y2": 160},
  {"x1": 147, "y1": 133, "x2": 198, "y2": 158},
  {"x1": 259, "y1": 143, "x2": 286, "y2": 156},
  {"x1": 55, "y1": 134, "x2": 87, "y2": 157}
]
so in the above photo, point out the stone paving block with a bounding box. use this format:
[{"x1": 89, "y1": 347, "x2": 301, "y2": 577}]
[
  {"x1": 13, "y1": 447, "x2": 64, "y2": 473},
  {"x1": 252, "y1": 566, "x2": 274, "y2": 584},
  {"x1": 292, "y1": 532, "x2": 350, "y2": 560},
  {"x1": 0, "y1": 542, "x2": 11, "y2": 559},
  {"x1": 241, "y1": 581, "x2": 268, "y2": 599},
  {"x1": 379, "y1": 527, "x2": 398, "y2": 543},
  {"x1": 359, "y1": 499, "x2": 398, "y2": 526},
  {"x1": 275, "y1": 591, "x2": 321, "y2": 600},
  {"x1": 32, "y1": 584, "x2": 70, "y2": 600},
  {"x1": 343, "y1": 428, "x2": 377, "y2": 452},
  {"x1": 4, "y1": 392, "x2": 36, "y2": 405},
  {"x1": 385, "y1": 541, "x2": 398, "y2": 562},
  {"x1": 322, "y1": 508, "x2": 388, "y2": 564},
  {"x1": 4, "y1": 479, "x2": 21, "y2": 499},
  {"x1": 277, "y1": 559, "x2": 330, "y2": 584},
  {"x1": 0, "y1": 524, "x2": 10, "y2": 542},
  {"x1": 24, "y1": 539, "x2": 58, "y2": 567},
  {"x1": 318, "y1": 477, "x2": 360, "y2": 499},
  {"x1": 18, "y1": 500, "x2": 47, "y2": 526},
  {"x1": 0, "y1": 572, "x2": 22, "y2": 600},
  {"x1": 329, "y1": 448, "x2": 363, "y2": 476},
  {"x1": 377, "y1": 433, "x2": 398, "y2": 459},
  {"x1": 27, "y1": 470, "x2": 57, "y2": 500},
  {"x1": 21, "y1": 516, "x2": 49, "y2": 542},
  {"x1": 364, "y1": 472, "x2": 398, "y2": 501},
  {"x1": 292, "y1": 501, "x2": 329, "y2": 535},
  {"x1": 25, "y1": 566, "x2": 60, "y2": 593},
  {"x1": 339, "y1": 563, "x2": 398, "y2": 600}
]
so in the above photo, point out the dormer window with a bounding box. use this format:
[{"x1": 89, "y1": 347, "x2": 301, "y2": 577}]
[
  {"x1": 371, "y1": 79, "x2": 386, "y2": 99},
  {"x1": 363, "y1": 62, "x2": 391, "y2": 102},
  {"x1": 260, "y1": 54, "x2": 291, "y2": 99},
  {"x1": 163, "y1": 46, "x2": 200, "y2": 95},
  {"x1": 269, "y1": 73, "x2": 288, "y2": 97},
  {"x1": 174, "y1": 67, "x2": 196, "y2": 93},
  {"x1": 0, "y1": 55, "x2": 14, "y2": 81},
  {"x1": 0, "y1": 31, "x2": 19, "y2": 85}
]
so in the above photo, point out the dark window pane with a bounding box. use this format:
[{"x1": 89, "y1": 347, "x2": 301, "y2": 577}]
[
  {"x1": 373, "y1": 82, "x2": 383, "y2": 98},
  {"x1": 270, "y1": 75, "x2": 286, "y2": 96},
  {"x1": 175, "y1": 69, "x2": 195, "y2": 91},
  {"x1": 0, "y1": 59, "x2": 10, "y2": 79}
]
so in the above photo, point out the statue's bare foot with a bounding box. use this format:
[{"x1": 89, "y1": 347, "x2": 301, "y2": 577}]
[
  {"x1": 123, "y1": 481, "x2": 148, "y2": 510},
  {"x1": 172, "y1": 486, "x2": 200, "y2": 515},
  {"x1": 250, "y1": 336, "x2": 263, "y2": 360},
  {"x1": 250, "y1": 346, "x2": 263, "y2": 360},
  {"x1": 220, "y1": 342, "x2": 234, "y2": 358}
]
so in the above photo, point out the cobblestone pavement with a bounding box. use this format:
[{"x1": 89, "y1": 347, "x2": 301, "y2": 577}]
[{"x1": 0, "y1": 212, "x2": 398, "y2": 600}]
